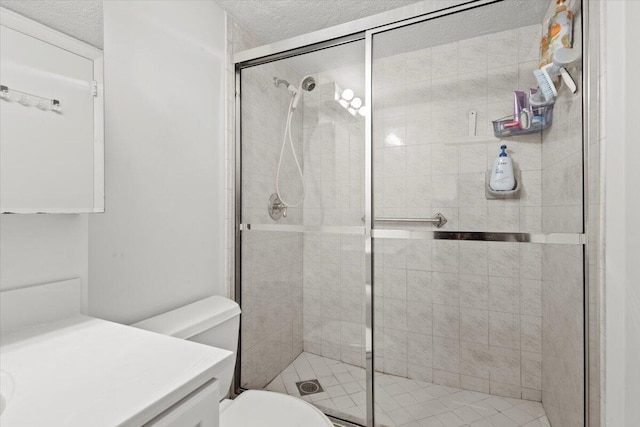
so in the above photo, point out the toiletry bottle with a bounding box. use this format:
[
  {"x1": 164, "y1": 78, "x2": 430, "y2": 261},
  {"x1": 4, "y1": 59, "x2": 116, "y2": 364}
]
[
  {"x1": 548, "y1": 0, "x2": 573, "y2": 57},
  {"x1": 490, "y1": 145, "x2": 515, "y2": 191},
  {"x1": 513, "y1": 91, "x2": 529, "y2": 129}
]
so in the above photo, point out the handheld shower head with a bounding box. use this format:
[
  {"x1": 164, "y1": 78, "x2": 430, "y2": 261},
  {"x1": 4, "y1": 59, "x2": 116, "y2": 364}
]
[
  {"x1": 274, "y1": 75, "x2": 316, "y2": 109},
  {"x1": 292, "y1": 75, "x2": 316, "y2": 109},
  {"x1": 272, "y1": 76, "x2": 316, "y2": 210}
]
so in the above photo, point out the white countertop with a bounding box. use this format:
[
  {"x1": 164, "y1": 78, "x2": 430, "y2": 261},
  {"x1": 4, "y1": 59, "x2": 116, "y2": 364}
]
[{"x1": 0, "y1": 315, "x2": 232, "y2": 427}]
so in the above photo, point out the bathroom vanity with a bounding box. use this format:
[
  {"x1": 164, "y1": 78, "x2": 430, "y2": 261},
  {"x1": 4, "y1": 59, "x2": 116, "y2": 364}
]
[{"x1": 0, "y1": 280, "x2": 231, "y2": 426}]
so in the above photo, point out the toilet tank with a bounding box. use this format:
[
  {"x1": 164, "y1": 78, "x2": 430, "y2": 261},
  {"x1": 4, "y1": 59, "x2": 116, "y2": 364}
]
[{"x1": 132, "y1": 296, "x2": 241, "y2": 400}]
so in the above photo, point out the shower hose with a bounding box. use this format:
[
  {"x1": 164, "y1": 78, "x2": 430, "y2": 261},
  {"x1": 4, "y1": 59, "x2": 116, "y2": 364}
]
[{"x1": 275, "y1": 96, "x2": 305, "y2": 207}]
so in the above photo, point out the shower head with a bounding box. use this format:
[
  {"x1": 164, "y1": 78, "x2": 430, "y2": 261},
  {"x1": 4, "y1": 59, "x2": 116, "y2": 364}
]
[
  {"x1": 274, "y1": 76, "x2": 316, "y2": 93},
  {"x1": 300, "y1": 76, "x2": 316, "y2": 92},
  {"x1": 274, "y1": 75, "x2": 316, "y2": 109},
  {"x1": 292, "y1": 75, "x2": 316, "y2": 109}
]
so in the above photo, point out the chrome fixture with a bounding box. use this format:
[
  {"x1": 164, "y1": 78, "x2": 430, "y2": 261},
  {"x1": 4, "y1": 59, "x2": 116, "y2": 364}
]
[
  {"x1": 271, "y1": 75, "x2": 317, "y2": 216},
  {"x1": 268, "y1": 193, "x2": 287, "y2": 220},
  {"x1": 375, "y1": 213, "x2": 448, "y2": 228},
  {"x1": 300, "y1": 76, "x2": 316, "y2": 92},
  {"x1": 274, "y1": 76, "x2": 315, "y2": 93},
  {"x1": 273, "y1": 75, "x2": 316, "y2": 110}
]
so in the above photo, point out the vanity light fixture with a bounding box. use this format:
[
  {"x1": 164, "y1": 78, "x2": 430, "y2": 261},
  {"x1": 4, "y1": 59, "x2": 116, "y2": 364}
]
[{"x1": 335, "y1": 87, "x2": 366, "y2": 117}]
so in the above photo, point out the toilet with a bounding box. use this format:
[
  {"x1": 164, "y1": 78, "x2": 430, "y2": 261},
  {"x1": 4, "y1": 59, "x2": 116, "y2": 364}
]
[{"x1": 133, "y1": 296, "x2": 333, "y2": 427}]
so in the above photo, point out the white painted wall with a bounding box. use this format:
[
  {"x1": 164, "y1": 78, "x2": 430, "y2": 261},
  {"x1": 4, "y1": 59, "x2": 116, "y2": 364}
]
[
  {"x1": 0, "y1": 216, "x2": 88, "y2": 304},
  {"x1": 88, "y1": 1, "x2": 227, "y2": 324},
  {"x1": 0, "y1": 10, "x2": 92, "y2": 306},
  {"x1": 604, "y1": 1, "x2": 640, "y2": 426}
]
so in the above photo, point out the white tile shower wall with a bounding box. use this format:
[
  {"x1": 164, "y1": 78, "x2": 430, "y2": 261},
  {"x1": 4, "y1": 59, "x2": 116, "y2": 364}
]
[
  {"x1": 240, "y1": 230, "x2": 303, "y2": 389},
  {"x1": 300, "y1": 76, "x2": 366, "y2": 367},
  {"x1": 539, "y1": 6, "x2": 586, "y2": 426},
  {"x1": 228, "y1": 19, "x2": 305, "y2": 389},
  {"x1": 374, "y1": 239, "x2": 544, "y2": 402},
  {"x1": 241, "y1": 64, "x2": 304, "y2": 225},
  {"x1": 373, "y1": 24, "x2": 544, "y2": 233},
  {"x1": 302, "y1": 234, "x2": 366, "y2": 367},
  {"x1": 542, "y1": 244, "x2": 584, "y2": 427},
  {"x1": 541, "y1": 74, "x2": 583, "y2": 233},
  {"x1": 302, "y1": 81, "x2": 365, "y2": 226},
  {"x1": 370, "y1": 25, "x2": 545, "y2": 401}
]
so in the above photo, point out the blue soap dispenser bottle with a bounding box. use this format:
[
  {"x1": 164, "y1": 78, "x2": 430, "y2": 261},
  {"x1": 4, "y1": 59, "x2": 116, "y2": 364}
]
[{"x1": 490, "y1": 145, "x2": 515, "y2": 191}]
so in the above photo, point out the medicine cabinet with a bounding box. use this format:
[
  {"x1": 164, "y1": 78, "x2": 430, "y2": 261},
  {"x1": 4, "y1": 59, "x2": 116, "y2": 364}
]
[{"x1": 0, "y1": 8, "x2": 104, "y2": 213}]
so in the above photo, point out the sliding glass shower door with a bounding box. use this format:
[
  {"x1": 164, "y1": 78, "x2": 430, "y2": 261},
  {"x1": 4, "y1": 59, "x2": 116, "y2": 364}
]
[
  {"x1": 369, "y1": 2, "x2": 585, "y2": 425},
  {"x1": 237, "y1": 40, "x2": 369, "y2": 425},
  {"x1": 236, "y1": 1, "x2": 587, "y2": 426}
]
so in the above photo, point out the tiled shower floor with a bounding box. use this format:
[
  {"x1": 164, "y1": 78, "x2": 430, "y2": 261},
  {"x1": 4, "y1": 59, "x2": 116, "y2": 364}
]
[{"x1": 265, "y1": 352, "x2": 550, "y2": 427}]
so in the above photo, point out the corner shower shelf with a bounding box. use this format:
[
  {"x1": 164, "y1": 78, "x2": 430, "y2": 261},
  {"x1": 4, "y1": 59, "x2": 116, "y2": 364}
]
[{"x1": 492, "y1": 104, "x2": 554, "y2": 138}]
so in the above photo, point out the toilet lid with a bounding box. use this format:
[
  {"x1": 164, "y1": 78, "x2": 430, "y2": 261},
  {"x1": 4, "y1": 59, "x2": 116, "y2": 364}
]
[{"x1": 220, "y1": 390, "x2": 333, "y2": 427}]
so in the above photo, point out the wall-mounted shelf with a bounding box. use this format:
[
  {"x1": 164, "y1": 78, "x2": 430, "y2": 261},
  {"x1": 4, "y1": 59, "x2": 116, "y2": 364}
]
[
  {"x1": 492, "y1": 104, "x2": 554, "y2": 138},
  {"x1": 485, "y1": 169, "x2": 521, "y2": 199}
]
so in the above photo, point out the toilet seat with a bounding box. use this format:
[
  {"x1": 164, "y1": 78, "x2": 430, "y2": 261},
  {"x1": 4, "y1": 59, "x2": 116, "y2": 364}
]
[{"x1": 220, "y1": 390, "x2": 333, "y2": 427}]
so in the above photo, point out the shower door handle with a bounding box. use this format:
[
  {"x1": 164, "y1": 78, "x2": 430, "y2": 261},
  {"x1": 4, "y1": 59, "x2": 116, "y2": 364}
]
[{"x1": 374, "y1": 213, "x2": 448, "y2": 228}]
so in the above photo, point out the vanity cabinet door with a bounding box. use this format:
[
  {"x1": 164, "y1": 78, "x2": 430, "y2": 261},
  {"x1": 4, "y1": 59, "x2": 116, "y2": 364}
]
[
  {"x1": 0, "y1": 12, "x2": 104, "y2": 214},
  {"x1": 145, "y1": 380, "x2": 219, "y2": 427}
]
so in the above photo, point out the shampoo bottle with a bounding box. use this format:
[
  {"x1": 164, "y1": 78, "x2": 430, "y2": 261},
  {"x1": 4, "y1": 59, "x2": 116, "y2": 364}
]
[{"x1": 490, "y1": 145, "x2": 515, "y2": 191}]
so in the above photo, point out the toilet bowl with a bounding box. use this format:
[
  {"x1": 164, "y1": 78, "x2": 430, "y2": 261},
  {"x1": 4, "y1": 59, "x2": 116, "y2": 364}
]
[
  {"x1": 220, "y1": 389, "x2": 332, "y2": 426},
  {"x1": 133, "y1": 296, "x2": 333, "y2": 427}
]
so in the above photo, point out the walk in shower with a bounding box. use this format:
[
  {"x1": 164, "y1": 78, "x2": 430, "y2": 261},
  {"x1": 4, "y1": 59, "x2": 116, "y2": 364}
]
[{"x1": 234, "y1": 1, "x2": 591, "y2": 426}]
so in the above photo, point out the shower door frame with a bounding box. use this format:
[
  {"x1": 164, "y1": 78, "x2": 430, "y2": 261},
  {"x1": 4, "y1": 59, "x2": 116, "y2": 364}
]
[{"x1": 233, "y1": 1, "x2": 594, "y2": 426}]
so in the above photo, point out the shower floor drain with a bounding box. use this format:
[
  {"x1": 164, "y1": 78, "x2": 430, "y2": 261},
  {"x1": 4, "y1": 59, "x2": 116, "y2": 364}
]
[{"x1": 296, "y1": 379, "x2": 324, "y2": 396}]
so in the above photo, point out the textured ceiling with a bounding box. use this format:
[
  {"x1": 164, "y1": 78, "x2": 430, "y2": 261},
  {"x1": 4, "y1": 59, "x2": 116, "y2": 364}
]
[
  {"x1": 0, "y1": 0, "x2": 103, "y2": 49},
  {"x1": 279, "y1": 0, "x2": 549, "y2": 94},
  {"x1": 216, "y1": 0, "x2": 423, "y2": 43}
]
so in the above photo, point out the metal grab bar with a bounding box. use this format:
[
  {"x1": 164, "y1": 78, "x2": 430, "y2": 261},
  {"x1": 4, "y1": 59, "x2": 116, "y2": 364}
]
[{"x1": 374, "y1": 212, "x2": 448, "y2": 228}]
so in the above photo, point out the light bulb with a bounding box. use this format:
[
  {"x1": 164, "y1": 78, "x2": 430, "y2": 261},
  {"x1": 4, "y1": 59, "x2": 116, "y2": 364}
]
[
  {"x1": 18, "y1": 95, "x2": 30, "y2": 106},
  {"x1": 339, "y1": 99, "x2": 349, "y2": 108},
  {"x1": 341, "y1": 89, "x2": 354, "y2": 101},
  {"x1": 358, "y1": 106, "x2": 366, "y2": 116},
  {"x1": 348, "y1": 107, "x2": 356, "y2": 116},
  {"x1": 351, "y1": 97, "x2": 362, "y2": 109},
  {"x1": 36, "y1": 101, "x2": 49, "y2": 110}
]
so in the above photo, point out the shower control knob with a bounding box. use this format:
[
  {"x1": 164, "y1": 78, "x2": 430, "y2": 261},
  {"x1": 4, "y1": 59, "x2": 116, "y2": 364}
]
[{"x1": 268, "y1": 193, "x2": 287, "y2": 221}]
